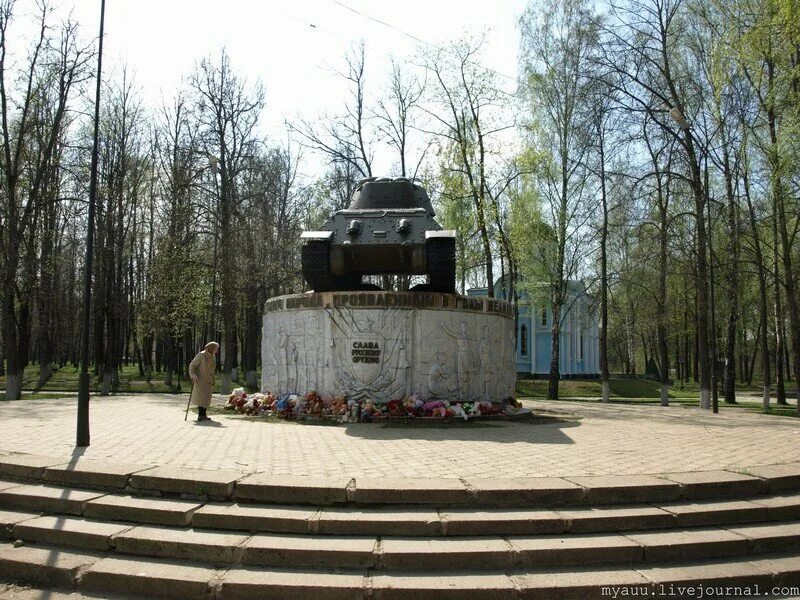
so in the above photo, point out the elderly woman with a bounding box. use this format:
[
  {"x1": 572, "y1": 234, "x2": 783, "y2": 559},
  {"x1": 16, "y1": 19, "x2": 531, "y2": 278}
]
[{"x1": 189, "y1": 342, "x2": 219, "y2": 422}]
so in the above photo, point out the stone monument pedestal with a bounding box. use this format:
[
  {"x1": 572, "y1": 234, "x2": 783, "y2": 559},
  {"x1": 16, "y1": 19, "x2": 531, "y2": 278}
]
[{"x1": 261, "y1": 291, "x2": 515, "y2": 403}]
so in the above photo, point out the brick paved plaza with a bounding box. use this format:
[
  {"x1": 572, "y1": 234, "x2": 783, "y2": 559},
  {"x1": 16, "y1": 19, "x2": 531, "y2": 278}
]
[{"x1": 0, "y1": 395, "x2": 796, "y2": 479}]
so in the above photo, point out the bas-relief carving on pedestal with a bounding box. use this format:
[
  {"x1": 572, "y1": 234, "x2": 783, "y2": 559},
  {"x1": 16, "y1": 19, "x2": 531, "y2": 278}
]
[
  {"x1": 418, "y1": 312, "x2": 515, "y2": 403},
  {"x1": 262, "y1": 293, "x2": 515, "y2": 403},
  {"x1": 327, "y1": 306, "x2": 411, "y2": 401}
]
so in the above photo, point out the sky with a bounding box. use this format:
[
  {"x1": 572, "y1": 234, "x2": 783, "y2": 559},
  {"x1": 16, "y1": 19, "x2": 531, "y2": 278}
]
[{"x1": 39, "y1": 0, "x2": 526, "y2": 172}]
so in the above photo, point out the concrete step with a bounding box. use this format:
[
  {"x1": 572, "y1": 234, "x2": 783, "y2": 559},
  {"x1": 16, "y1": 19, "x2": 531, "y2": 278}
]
[
  {"x1": 3, "y1": 479, "x2": 800, "y2": 538},
  {"x1": 5, "y1": 513, "x2": 800, "y2": 571},
  {"x1": 2, "y1": 541, "x2": 800, "y2": 599},
  {"x1": 2, "y1": 454, "x2": 799, "y2": 508}
]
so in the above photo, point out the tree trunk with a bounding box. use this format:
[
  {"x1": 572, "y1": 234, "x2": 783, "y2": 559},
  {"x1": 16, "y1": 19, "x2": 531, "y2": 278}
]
[
  {"x1": 599, "y1": 122, "x2": 610, "y2": 404},
  {"x1": 2, "y1": 268, "x2": 25, "y2": 401},
  {"x1": 742, "y1": 154, "x2": 771, "y2": 409},
  {"x1": 219, "y1": 160, "x2": 236, "y2": 395},
  {"x1": 548, "y1": 298, "x2": 562, "y2": 400},
  {"x1": 773, "y1": 211, "x2": 787, "y2": 406},
  {"x1": 657, "y1": 224, "x2": 669, "y2": 407},
  {"x1": 0, "y1": 331, "x2": 5, "y2": 378},
  {"x1": 242, "y1": 291, "x2": 260, "y2": 391}
]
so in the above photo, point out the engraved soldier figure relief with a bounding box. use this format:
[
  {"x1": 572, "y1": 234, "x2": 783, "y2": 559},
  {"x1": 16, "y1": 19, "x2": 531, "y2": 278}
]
[
  {"x1": 480, "y1": 325, "x2": 495, "y2": 400},
  {"x1": 438, "y1": 319, "x2": 474, "y2": 399},
  {"x1": 427, "y1": 351, "x2": 453, "y2": 398}
]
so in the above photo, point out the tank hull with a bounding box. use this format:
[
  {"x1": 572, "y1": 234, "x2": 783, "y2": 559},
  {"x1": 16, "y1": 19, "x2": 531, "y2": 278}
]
[{"x1": 300, "y1": 178, "x2": 456, "y2": 292}]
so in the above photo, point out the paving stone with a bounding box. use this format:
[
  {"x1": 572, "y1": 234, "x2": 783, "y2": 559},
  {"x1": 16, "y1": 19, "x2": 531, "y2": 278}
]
[
  {"x1": 379, "y1": 537, "x2": 513, "y2": 570},
  {"x1": 0, "y1": 543, "x2": 101, "y2": 588},
  {"x1": 192, "y1": 503, "x2": 316, "y2": 533},
  {"x1": 0, "y1": 455, "x2": 68, "y2": 481},
  {"x1": 12, "y1": 516, "x2": 132, "y2": 551},
  {"x1": 726, "y1": 522, "x2": 800, "y2": 554},
  {"x1": 656, "y1": 498, "x2": 769, "y2": 527},
  {"x1": 747, "y1": 554, "x2": 800, "y2": 587},
  {"x1": 508, "y1": 533, "x2": 643, "y2": 567},
  {"x1": 83, "y1": 494, "x2": 202, "y2": 526},
  {"x1": 0, "y1": 484, "x2": 104, "y2": 515},
  {"x1": 635, "y1": 557, "x2": 773, "y2": 590},
  {"x1": 462, "y1": 477, "x2": 585, "y2": 506},
  {"x1": 744, "y1": 463, "x2": 800, "y2": 493},
  {"x1": 626, "y1": 527, "x2": 749, "y2": 561},
  {"x1": 113, "y1": 524, "x2": 249, "y2": 563},
  {"x1": 564, "y1": 475, "x2": 681, "y2": 504},
  {"x1": 751, "y1": 492, "x2": 800, "y2": 520},
  {"x1": 0, "y1": 584, "x2": 130, "y2": 599},
  {"x1": 219, "y1": 567, "x2": 366, "y2": 600},
  {"x1": 235, "y1": 474, "x2": 350, "y2": 505},
  {"x1": 78, "y1": 556, "x2": 213, "y2": 599},
  {"x1": 512, "y1": 567, "x2": 651, "y2": 600},
  {"x1": 0, "y1": 509, "x2": 38, "y2": 538},
  {"x1": 353, "y1": 478, "x2": 471, "y2": 505},
  {"x1": 241, "y1": 533, "x2": 376, "y2": 568},
  {"x1": 371, "y1": 572, "x2": 516, "y2": 600},
  {"x1": 0, "y1": 480, "x2": 22, "y2": 492},
  {"x1": 440, "y1": 508, "x2": 565, "y2": 536},
  {"x1": 316, "y1": 507, "x2": 441, "y2": 536},
  {"x1": 2, "y1": 396, "x2": 799, "y2": 483},
  {"x1": 557, "y1": 505, "x2": 676, "y2": 533},
  {"x1": 128, "y1": 465, "x2": 241, "y2": 498},
  {"x1": 43, "y1": 460, "x2": 149, "y2": 489},
  {"x1": 661, "y1": 470, "x2": 765, "y2": 499}
]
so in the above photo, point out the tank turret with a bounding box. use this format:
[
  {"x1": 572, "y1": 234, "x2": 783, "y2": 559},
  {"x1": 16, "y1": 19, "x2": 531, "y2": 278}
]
[{"x1": 301, "y1": 177, "x2": 456, "y2": 292}]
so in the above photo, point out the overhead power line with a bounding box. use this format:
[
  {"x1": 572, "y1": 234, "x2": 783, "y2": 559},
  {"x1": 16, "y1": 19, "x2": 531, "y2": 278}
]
[{"x1": 329, "y1": 0, "x2": 520, "y2": 85}]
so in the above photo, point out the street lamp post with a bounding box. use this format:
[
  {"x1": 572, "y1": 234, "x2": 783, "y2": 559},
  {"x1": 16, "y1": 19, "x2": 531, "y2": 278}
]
[
  {"x1": 76, "y1": 0, "x2": 106, "y2": 447},
  {"x1": 669, "y1": 107, "x2": 718, "y2": 413}
]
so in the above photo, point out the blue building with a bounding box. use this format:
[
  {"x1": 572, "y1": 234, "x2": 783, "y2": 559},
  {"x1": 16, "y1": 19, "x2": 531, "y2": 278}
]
[{"x1": 469, "y1": 279, "x2": 600, "y2": 378}]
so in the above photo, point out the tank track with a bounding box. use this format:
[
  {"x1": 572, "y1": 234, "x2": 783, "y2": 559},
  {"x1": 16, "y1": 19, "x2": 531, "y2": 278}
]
[
  {"x1": 301, "y1": 240, "x2": 336, "y2": 292},
  {"x1": 301, "y1": 240, "x2": 362, "y2": 292},
  {"x1": 426, "y1": 237, "x2": 456, "y2": 293}
]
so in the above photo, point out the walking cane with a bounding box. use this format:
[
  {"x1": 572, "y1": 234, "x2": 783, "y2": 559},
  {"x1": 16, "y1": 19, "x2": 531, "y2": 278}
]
[{"x1": 184, "y1": 379, "x2": 195, "y2": 421}]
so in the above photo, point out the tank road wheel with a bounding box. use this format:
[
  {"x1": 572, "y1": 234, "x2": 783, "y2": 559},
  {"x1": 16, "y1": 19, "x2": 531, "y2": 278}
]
[
  {"x1": 301, "y1": 240, "x2": 336, "y2": 292},
  {"x1": 427, "y1": 236, "x2": 456, "y2": 293}
]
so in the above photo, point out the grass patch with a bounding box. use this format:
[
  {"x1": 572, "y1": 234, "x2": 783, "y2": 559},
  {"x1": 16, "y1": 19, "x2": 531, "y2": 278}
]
[
  {"x1": 514, "y1": 378, "x2": 773, "y2": 400},
  {"x1": 515, "y1": 378, "x2": 703, "y2": 399},
  {"x1": 0, "y1": 363, "x2": 257, "y2": 395},
  {"x1": 0, "y1": 390, "x2": 73, "y2": 401},
  {"x1": 758, "y1": 406, "x2": 800, "y2": 418},
  {"x1": 516, "y1": 379, "x2": 799, "y2": 419}
]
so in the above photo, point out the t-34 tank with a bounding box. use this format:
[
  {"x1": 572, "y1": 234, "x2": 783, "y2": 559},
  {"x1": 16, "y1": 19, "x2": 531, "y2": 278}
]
[{"x1": 301, "y1": 177, "x2": 456, "y2": 292}]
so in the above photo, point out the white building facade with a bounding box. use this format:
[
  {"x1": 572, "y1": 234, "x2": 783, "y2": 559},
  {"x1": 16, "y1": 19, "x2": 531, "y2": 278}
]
[{"x1": 469, "y1": 280, "x2": 600, "y2": 377}]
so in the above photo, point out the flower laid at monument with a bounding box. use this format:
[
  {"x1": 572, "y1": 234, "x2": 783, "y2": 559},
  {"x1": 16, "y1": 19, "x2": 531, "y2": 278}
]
[{"x1": 222, "y1": 387, "x2": 524, "y2": 422}]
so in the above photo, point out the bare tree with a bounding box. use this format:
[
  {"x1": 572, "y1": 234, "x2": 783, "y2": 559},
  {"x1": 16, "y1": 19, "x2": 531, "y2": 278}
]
[
  {"x1": 422, "y1": 35, "x2": 509, "y2": 297},
  {"x1": 292, "y1": 42, "x2": 374, "y2": 180},
  {"x1": 192, "y1": 49, "x2": 264, "y2": 393},
  {"x1": 598, "y1": 0, "x2": 714, "y2": 408},
  {"x1": 375, "y1": 59, "x2": 427, "y2": 179},
  {"x1": 0, "y1": 1, "x2": 91, "y2": 399}
]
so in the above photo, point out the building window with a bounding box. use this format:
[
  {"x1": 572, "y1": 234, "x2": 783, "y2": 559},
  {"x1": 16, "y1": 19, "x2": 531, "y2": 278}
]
[
  {"x1": 579, "y1": 332, "x2": 584, "y2": 361},
  {"x1": 540, "y1": 308, "x2": 547, "y2": 327},
  {"x1": 520, "y1": 325, "x2": 528, "y2": 357}
]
